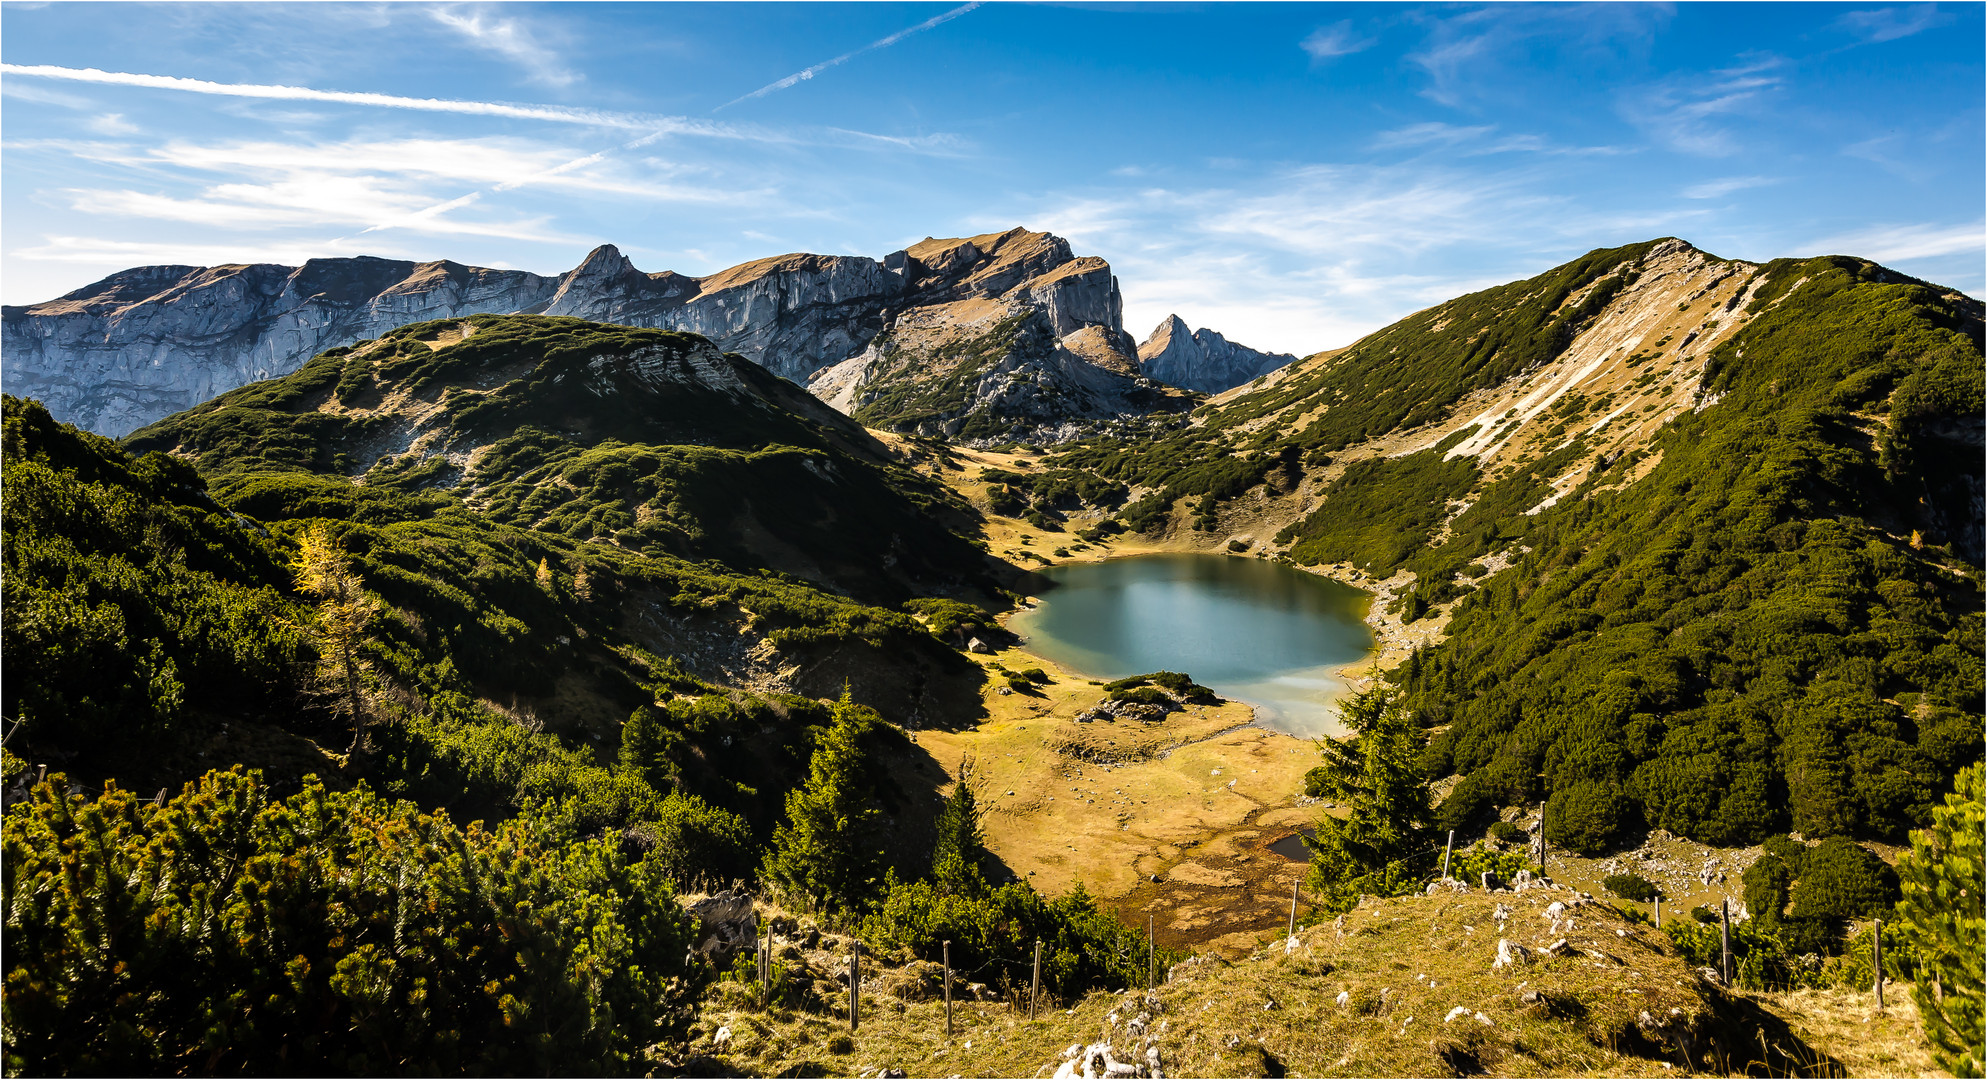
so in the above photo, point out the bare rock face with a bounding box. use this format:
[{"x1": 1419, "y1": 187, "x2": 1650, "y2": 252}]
[
  {"x1": 4, "y1": 258, "x2": 559, "y2": 435},
  {"x1": 803, "y1": 229, "x2": 1198, "y2": 444},
  {"x1": 1136, "y1": 314, "x2": 1296, "y2": 394},
  {"x1": 4, "y1": 225, "x2": 1230, "y2": 439},
  {"x1": 539, "y1": 245, "x2": 904, "y2": 384}
]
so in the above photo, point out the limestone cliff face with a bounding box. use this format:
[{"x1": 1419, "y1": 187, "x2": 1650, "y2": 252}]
[
  {"x1": 4, "y1": 225, "x2": 1201, "y2": 438},
  {"x1": 538, "y1": 245, "x2": 902, "y2": 384},
  {"x1": 4, "y1": 258, "x2": 558, "y2": 435},
  {"x1": 800, "y1": 230, "x2": 1196, "y2": 445},
  {"x1": 1137, "y1": 314, "x2": 1296, "y2": 393}
]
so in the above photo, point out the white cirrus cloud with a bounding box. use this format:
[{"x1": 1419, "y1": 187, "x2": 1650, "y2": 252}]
[
  {"x1": 1835, "y1": 4, "x2": 1950, "y2": 43},
  {"x1": 1408, "y1": 5, "x2": 1668, "y2": 108},
  {"x1": 1301, "y1": 21, "x2": 1377, "y2": 62},
  {"x1": 1620, "y1": 56, "x2": 1786, "y2": 157},
  {"x1": 1004, "y1": 162, "x2": 1603, "y2": 355},
  {"x1": 10, "y1": 233, "x2": 446, "y2": 268},
  {"x1": 1806, "y1": 220, "x2": 1986, "y2": 264},
  {"x1": 430, "y1": 6, "x2": 582, "y2": 88},
  {"x1": 1370, "y1": 122, "x2": 1496, "y2": 150},
  {"x1": 28, "y1": 132, "x2": 784, "y2": 249},
  {"x1": 1680, "y1": 175, "x2": 1780, "y2": 199}
]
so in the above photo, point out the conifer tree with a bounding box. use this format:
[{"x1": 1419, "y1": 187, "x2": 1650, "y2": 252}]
[
  {"x1": 619, "y1": 704, "x2": 674, "y2": 790},
  {"x1": 1896, "y1": 762, "x2": 1984, "y2": 1078},
  {"x1": 1304, "y1": 687, "x2": 1433, "y2": 899},
  {"x1": 291, "y1": 524, "x2": 378, "y2": 752},
  {"x1": 761, "y1": 688, "x2": 882, "y2": 912},
  {"x1": 932, "y1": 758, "x2": 987, "y2": 896}
]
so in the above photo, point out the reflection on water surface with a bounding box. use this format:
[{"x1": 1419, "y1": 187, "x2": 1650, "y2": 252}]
[{"x1": 1008, "y1": 554, "x2": 1374, "y2": 737}]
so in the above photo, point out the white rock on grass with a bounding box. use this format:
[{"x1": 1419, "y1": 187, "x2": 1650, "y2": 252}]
[{"x1": 1494, "y1": 939, "x2": 1533, "y2": 969}]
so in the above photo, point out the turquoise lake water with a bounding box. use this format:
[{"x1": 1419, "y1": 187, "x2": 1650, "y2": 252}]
[{"x1": 1006, "y1": 554, "x2": 1375, "y2": 738}]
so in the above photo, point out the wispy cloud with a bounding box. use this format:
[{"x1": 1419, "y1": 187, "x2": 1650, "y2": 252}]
[
  {"x1": 1681, "y1": 175, "x2": 1779, "y2": 199},
  {"x1": 84, "y1": 113, "x2": 139, "y2": 136},
  {"x1": 0, "y1": 80, "x2": 94, "y2": 109},
  {"x1": 1807, "y1": 220, "x2": 1985, "y2": 263},
  {"x1": 430, "y1": 7, "x2": 581, "y2": 88},
  {"x1": 1835, "y1": 4, "x2": 1949, "y2": 43},
  {"x1": 11, "y1": 233, "x2": 443, "y2": 268},
  {"x1": 1009, "y1": 161, "x2": 1606, "y2": 355},
  {"x1": 27, "y1": 133, "x2": 774, "y2": 251},
  {"x1": 0, "y1": 64, "x2": 676, "y2": 130},
  {"x1": 1620, "y1": 56, "x2": 1785, "y2": 156},
  {"x1": 1370, "y1": 122, "x2": 1627, "y2": 158},
  {"x1": 718, "y1": 2, "x2": 982, "y2": 110},
  {"x1": 1408, "y1": 5, "x2": 1667, "y2": 108},
  {"x1": 1301, "y1": 21, "x2": 1376, "y2": 62},
  {"x1": 1371, "y1": 122, "x2": 1495, "y2": 150}
]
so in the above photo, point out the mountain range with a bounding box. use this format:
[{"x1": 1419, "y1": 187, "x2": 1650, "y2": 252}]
[{"x1": 3, "y1": 227, "x2": 1291, "y2": 441}]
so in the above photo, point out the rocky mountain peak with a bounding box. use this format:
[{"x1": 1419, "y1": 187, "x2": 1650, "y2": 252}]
[
  {"x1": 1136, "y1": 314, "x2": 1295, "y2": 394},
  {"x1": 544, "y1": 243, "x2": 672, "y2": 317},
  {"x1": 1139, "y1": 314, "x2": 1194, "y2": 357}
]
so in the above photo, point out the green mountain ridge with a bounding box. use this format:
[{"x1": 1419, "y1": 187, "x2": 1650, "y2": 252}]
[
  {"x1": 2, "y1": 237, "x2": 1980, "y2": 1076},
  {"x1": 1019, "y1": 241, "x2": 1983, "y2": 850}
]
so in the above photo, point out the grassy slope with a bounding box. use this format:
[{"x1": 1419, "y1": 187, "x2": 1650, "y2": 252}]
[
  {"x1": 1050, "y1": 241, "x2": 1661, "y2": 530},
  {"x1": 681, "y1": 890, "x2": 1944, "y2": 1078}
]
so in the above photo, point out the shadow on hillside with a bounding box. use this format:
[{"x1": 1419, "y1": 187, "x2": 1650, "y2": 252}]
[{"x1": 1695, "y1": 990, "x2": 1849, "y2": 1078}]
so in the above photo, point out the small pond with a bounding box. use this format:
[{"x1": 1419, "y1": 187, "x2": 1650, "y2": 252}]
[{"x1": 1006, "y1": 553, "x2": 1374, "y2": 738}]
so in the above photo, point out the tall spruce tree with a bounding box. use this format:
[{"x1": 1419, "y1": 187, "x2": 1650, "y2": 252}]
[
  {"x1": 931, "y1": 758, "x2": 987, "y2": 896},
  {"x1": 761, "y1": 688, "x2": 882, "y2": 912},
  {"x1": 1304, "y1": 687, "x2": 1434, "y2": 908},
  {"x1": 1896, "y1": 762, "x2": 1985, "y2": 1078}
]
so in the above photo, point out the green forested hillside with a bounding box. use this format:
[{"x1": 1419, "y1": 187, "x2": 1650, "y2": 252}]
[
  {"x1": 1046, "y1": 245, "x2": 1983, "y2": 852},
  {"x1": 1403, "y1": 255, "x2": 1984, "y2": 849},
  {"x1": 2, "y1": 313, "x2": 1183, "y2": 1073}
]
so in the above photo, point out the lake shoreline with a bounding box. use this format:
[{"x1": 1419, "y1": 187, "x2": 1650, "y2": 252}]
[{"x1": 1002, "y1": 552, "x2": 1376, "y2": 740}]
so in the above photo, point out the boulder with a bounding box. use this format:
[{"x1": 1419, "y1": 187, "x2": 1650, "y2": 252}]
[
  {"x1": 686, "y1": 890, "x2": 757, "y2": 958},
  {"x1": 1493, "y1": 939, "x2": 1533, "y2": 969}
]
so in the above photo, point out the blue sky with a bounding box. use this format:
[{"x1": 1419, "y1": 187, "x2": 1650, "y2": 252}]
[{"x1": 3, "y1": 2, "x2": 1981, "y2": 355}]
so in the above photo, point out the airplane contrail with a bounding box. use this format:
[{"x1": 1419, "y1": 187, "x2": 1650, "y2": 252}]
[
  {"x1": 716, "y1": 2, "x2": 982, "y2": 111},
  {"x1": 0, "y1": 63, "x2": 700, "y2": 132}
]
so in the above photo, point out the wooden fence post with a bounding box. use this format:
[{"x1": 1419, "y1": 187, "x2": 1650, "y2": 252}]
[
  {"x1": 849, "y1": 942, "x2": 860, "y2": 1032},
  {"x1": 944, "y1": 939, "x2": 954, "y2": 1037},
  {"x1": 1538, "y1": 802, "x2": 1548, "y2": 872},
  {"x1": 1441, "y1": 830, "x2": 1455, "y2": 880},
  {"x1": 1288, "y1": 878, "x2": 1301, "y2": 940},
  {"x1": 1720, "y1": 899, "x2": 1732, "y2": 985},
  {"x1": 1030, "y1": 940, "x2": 1042, "y2": 1020},
  {"x1": 1874, "y1": 917, "x2": 1886, "y2": 1010},
  {"x1": 1653, "y1": 896, "x2": 1660, "y2": 929}
]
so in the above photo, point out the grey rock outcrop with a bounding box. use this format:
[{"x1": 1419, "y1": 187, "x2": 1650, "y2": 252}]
[
  {"x1": 5, "y1": 226, "x2": 1242, "y2": 439},
  {"x1": 1136, "y1": 314, "x2": 1295, "y2": 394},
  {"x1": 3, "y1": 258, "x2": 559, "y2": 435}
]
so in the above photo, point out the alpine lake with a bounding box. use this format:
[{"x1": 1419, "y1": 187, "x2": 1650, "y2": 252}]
[{"x1": 1007, "y1": 553, "x2": 1375, "y2": 738}]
